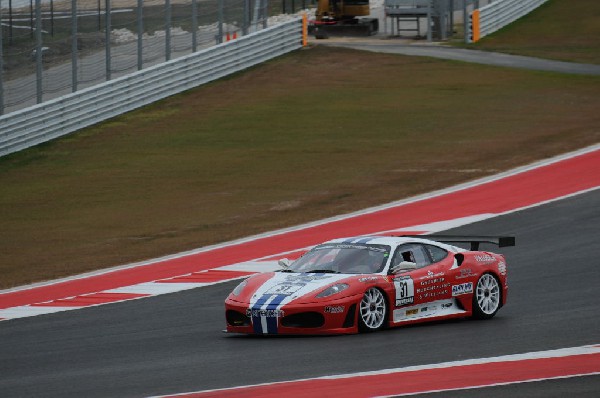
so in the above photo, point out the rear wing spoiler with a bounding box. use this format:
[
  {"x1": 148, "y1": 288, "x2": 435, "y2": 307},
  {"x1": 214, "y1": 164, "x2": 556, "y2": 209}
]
[{"x1": 400, "y1": 235, "x2": 515, "y2": 251}]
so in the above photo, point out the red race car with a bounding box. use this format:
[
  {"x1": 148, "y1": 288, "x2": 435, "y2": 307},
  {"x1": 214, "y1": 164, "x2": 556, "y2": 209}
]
[{"x1": 225, "y1": 235, "x2": 514, "y2": 335}]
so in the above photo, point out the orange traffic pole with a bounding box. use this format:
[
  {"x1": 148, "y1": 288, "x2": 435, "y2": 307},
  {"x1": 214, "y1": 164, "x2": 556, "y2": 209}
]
[
  {"x1": 472, "y1": 10, "x2": 480, "y2": 43},
  {"x1": 302, "y1": 14, "x2": 308, "y2": 47}
]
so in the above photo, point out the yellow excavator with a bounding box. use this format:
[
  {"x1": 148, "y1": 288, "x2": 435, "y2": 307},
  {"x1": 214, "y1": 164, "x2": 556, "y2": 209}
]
[{"x1": 311, "y1": 0, "x2": 379, "y2": 38}]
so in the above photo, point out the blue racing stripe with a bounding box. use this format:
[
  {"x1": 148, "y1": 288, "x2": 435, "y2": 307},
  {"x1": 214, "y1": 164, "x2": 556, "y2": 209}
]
[
  {"x1": 265, "y1": 294, "x2": 288, "y2": 334},
  {"x1": 354, "y1": 237, "x2": 376, "y2": 244},
  {"x1": 251, "y1": 294, "x2": 272, "y2": 334},
  {"x1": 342, "y1": 237, "x2": 376, "y2": 244},
  {"x1": 250, "y1": 293, "x2": 289, "y2": 334}
]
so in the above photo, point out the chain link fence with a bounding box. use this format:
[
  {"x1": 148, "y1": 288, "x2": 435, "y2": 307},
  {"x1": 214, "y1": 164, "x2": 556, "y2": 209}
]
[{"x1": 0, "y1": 0, "x2": 314, "y2": 115}]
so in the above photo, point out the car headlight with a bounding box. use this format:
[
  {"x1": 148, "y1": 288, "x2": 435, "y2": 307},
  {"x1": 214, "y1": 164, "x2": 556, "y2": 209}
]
[
  {"x1": 316, "y1": 283, "x2": 349, "y2": 298},
  {"x1": 232, "y1": 279, "x2": 248, "y2": 296}
]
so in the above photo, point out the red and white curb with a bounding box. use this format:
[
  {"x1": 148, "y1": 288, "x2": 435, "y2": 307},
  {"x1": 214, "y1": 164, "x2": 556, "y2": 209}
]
[
  {"x1": 151, "y1": 344, "x2": 600, "y2": 397},
  {"x1": 1, "y1": 144, "x2": 599, "y2": 321}
]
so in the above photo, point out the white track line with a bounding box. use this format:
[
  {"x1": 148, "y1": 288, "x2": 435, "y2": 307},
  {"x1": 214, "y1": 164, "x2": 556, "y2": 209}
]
[{"x1": 150, "y1": 344, "x2": 600, "y2": 397}]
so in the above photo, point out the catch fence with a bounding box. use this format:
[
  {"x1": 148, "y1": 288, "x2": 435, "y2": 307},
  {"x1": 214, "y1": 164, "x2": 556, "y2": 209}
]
[
  {"x1": 0, "y1": 17, "x2": 305, "y2": 156},
  {"x1": 0, "y1": 0, "x2": 313, "y2": 115},
  {"x1": 468, "y1": 0, "x2": 549, "y2": 42}
]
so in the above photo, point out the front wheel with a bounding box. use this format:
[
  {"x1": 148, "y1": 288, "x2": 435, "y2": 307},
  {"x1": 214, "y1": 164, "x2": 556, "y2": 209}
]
[
  {"x1": 358, "y1": 287, "x2": 387, "y2": 332},
  {"x1": 472, "y1": 273, "x2": 501, "y2": 320}
]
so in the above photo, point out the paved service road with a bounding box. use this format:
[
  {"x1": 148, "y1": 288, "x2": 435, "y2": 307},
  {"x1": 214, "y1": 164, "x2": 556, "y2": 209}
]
[
  {"x1": 0, "y1": 188, "x2": 598, "y2": 397},
  {"x1": 315, "y1": 38, "x2": 600, "y2": 76}
]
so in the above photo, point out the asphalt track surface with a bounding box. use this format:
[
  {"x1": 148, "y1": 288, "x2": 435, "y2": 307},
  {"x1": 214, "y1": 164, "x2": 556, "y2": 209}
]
[
  {"x1": 316, "y1": 39, "x2": 600, "y2": 76},
  {"x1": 1, "y1": 188, "x2": 598, "y2": 397}
]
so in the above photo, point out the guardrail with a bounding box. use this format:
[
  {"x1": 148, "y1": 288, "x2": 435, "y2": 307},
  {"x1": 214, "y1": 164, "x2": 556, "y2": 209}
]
[
  {"x1": 469, "y1": 0, "x2": 548, "y2": 43},
  {"x1": 0, "y1": 18, "x2": 304, "y2": 157}
]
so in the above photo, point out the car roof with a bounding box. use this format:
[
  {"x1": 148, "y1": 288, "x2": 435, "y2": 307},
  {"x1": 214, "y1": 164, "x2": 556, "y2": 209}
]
[{"x1": 323, "y1": 236, "x2": 464, "y2": 253}]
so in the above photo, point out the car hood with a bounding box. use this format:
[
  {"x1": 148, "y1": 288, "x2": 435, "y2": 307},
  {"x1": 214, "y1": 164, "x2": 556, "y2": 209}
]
[{"x1": 244, "y1": 272, "x2": 355, "y2": 306}]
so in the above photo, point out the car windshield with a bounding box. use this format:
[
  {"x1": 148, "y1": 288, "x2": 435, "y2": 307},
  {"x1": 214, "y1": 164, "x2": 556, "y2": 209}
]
[{"x1": 289, "y1": 243, "x2": 391, "y2": 274}]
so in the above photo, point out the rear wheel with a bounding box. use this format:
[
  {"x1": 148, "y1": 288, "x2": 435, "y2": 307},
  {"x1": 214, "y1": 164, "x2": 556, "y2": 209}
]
[
  {"x1": 358, "y1": 288, "x2": 387, "y2": 332},
  {"x1": 472, "y1": 273, "x2": 501, "y2": 320}
]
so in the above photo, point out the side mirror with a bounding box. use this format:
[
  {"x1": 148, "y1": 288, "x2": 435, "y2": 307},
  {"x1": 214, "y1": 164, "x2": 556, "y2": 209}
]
[
  {"x1": 390, "y1": 261, "x2": 417, "y2": 274},
  {"x1": 278, "y1": 258, "x2": 291, "y2": 269}
]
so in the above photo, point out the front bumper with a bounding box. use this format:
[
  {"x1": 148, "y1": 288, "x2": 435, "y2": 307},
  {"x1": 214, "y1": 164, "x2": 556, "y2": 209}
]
[{"x1": 225, "y1": 295, "x2": 362, "y2": 335}]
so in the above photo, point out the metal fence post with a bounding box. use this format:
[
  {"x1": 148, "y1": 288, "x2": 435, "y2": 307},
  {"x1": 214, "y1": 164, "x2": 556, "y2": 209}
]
[
  {"x1": 426, "y1": 1, "x2": 432, "y2": 41},
  {"x1": 165, "y1": 0, "x2": 171, "y2": 61},
  {"x1": 192, "y1": 0, "x2": 198, "y2": 52},
  {"x1": 0, "y1": 2, "x2": 4, "y2": 115},
  {"x1": 463, "y1": 0, "x2": 469, "y2": 43},
  {"x1": 217, "y1": 0, "x2": 223, "y2": 44},
  {"x1": 8, "y1": 0, "x2": 13, "y2": 45},
  {"x1": 243, "y1": 0, "x2": 249, "y2": 35},
  {"x1": 35, "y1": 0, "x2": 43, "y2": 104},
  {"x1": 137, "y1": 0, "x2": 143, "y2": 70},
  {"x1": 262, "y1": 0, "x2": 267, "y2": 29},
  {"x1": 440, "y1": 0, "x2": 447, "y2": 40},
  {"x1": 252, "y1": 0, "x2": 260, "y2": 32},
  {"x1": 72, "y1": 0, "x2": 78, "y2": 92},
  {"x1": 105, "y1": 0, "x2": 111, "y2": 80},
  {"x1": 50, "y1": 0, "x2": 54, "y2": 36},
  {"x1": 449, "y1": 0, "x2": 454, "y2": 35},
  {"x1": 30, "y1": 0, "x2": 33, "y2": 39}
]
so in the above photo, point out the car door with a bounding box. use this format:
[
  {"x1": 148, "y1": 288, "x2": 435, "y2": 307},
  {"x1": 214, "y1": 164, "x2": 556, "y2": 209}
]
[{"x1": 389, "y1": 243, "x2": 454, "y2": 315}]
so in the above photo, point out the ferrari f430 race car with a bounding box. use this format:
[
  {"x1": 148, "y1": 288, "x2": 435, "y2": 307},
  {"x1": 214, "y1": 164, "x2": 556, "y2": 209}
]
[{"x1": 225, "y1": 235, "x2": 514, "y2": 335}]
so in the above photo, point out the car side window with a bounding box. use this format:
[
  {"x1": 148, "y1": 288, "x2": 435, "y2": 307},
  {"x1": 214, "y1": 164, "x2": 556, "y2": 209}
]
[
  {"x1": 424, "y1": 244, "x2": 448, "y2": 263},
  {"x1": 391, "y1": 244, "x2": 432, "y2": 269}
]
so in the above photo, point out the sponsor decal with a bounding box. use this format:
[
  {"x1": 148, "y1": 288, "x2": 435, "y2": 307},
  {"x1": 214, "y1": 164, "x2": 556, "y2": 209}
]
[
  {"x1": 452, "y1": 282, "x2": 474, "y2": 296},
  {"x1": 420, "y1": 271, "x2": 445, "y2": 280},
  {"x1": 475, "y1": 254, "x2": 496, "y2": 263},
  {"x1": 324, "y1": 305, "x2": 345, "y2": 314},
  {"x1": 416, "y1": 284, "x2": 450, "y2": 293},
  {"x1": 394, "y1": 276, "x2": 415, "y2": 307},
  {"x1": 396, "y1": 297, "x2": 414, "y2": 306},
  {"x1": 246, "y1": 308, "x2": 285, "y2": 318},
  {"x1": 284, "y1": 274, "x2": 333, "y2": 283},
  {"x1": 455, "y1": 268, "x2": 475, "y2": 279},
  {"x1": 420, "y1": 277, "x2": 445, "y2": 286},
  {"x1": 359, "y1": 276, "x2": 380, "y2": 283},
  {"x1": 406, "y1": 309, "x2": 419, "y2": 316},
  {"x1": 420, "y1": 305, "x2": 437, "y2": 313},
  {"x1": 441, "y1": 302, "x2": 453, "y2": 309},
  {"x1": 319, "y1": 243, "x2": 388, "y2": 253},
  {"x1": 265, "y1": 283, "x2": 303, "y2": 296},
  {"x1": 416, "y1": 277, "x2": 450, "y2": 300},
  {"x1": 498, "y1": 261, "x2": 507, "y2": 275},
  {"x1": 418, "y1": 290, "x2": 448, "y2": 300}
]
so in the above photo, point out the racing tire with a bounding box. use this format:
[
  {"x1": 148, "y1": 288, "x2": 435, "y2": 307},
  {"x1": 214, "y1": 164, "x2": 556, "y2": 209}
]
[
  {"x1": 358, "y1": 287, "x2": 387, "y2": 332},
  {"x1": 472, "y1": 273, "x2": 501, "y2": 320}
]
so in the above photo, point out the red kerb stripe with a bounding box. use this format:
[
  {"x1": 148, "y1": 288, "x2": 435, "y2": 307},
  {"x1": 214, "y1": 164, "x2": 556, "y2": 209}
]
[{"x1": 173, "y1": 352, "x2": 600, "y2": 397}]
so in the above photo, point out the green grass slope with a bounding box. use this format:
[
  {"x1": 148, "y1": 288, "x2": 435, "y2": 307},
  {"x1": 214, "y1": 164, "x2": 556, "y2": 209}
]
[
  {"x1": 467, "y1": 0, "x2": 600, "y2": 64},
  {"x1": 1, "y1": 35, "x2": 599, "y2": 289}
]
